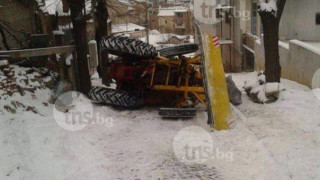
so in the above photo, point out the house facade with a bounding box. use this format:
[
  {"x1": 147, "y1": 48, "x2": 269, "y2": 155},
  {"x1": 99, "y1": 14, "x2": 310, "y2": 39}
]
[
  {"x1": 157, "y1": 6, "x2": 192, "y2": 35},
  {"x1": 0, "y1": 0, "x2": 45, "y2": 50}
]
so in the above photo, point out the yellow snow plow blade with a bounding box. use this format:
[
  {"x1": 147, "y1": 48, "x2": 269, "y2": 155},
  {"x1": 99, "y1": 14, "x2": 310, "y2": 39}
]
[{"x1": 201, "y1": 33, "x2": 232, "y2": 130}]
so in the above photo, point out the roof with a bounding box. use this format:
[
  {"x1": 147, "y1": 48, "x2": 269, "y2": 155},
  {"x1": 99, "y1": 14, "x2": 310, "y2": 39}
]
[
  {"x1": 158, "y1": 8, "x2": 175, "y2": 16},
  {"x1": 112, "y1": 23, "x2": 146, "y2": 33},
  {"x1": 174, "y1": 9, "x2": 188, "y2": 13},
  {"x1": 158, "y1": 6, "x2": 189, "y2": 17},
  {"x1": 140, "y1": 33, "x2": 189, "y2": 47}
]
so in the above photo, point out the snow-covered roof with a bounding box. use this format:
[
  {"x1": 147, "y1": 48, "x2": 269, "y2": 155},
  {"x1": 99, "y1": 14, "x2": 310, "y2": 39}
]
[
  {"x1": 158, "y1": 6, "x2": 189, "y2": 16},
  {"x1": 140, "y1": 33, "x2": 190, "y2": 47},
  {"x1": 174, "y1": 9, "x2": 188, "y2": 13},
  {"x1": 158, "y1": 8, "x2": 175, "y2": 16},
  {"x1": 149, "y1": 29, "x2": 161, "y2": 35},
  {"x1": 112, "y1": 23, "x2": 146, "y2": 33}
]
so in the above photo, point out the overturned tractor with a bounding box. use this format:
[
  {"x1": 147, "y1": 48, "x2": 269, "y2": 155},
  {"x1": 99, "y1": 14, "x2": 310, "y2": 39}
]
[
  {"x1": 88, "y1": 29, "x2": 239, "y2": 130},
  {"x1": 89, "y1": 35, "x2": 203, "y2": 118}
]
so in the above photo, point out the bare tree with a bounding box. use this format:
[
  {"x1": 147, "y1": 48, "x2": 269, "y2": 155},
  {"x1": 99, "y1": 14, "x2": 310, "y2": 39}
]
[{"x1": 258, "y1": 0, "x2": 286, "y2": 83}]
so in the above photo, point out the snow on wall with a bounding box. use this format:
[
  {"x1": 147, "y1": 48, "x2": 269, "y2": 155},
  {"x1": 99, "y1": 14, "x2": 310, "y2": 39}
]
[
  {"x1": 290, "y1": 40, "x2": 320, "y2": 56},
  {"x1": 278, "y1": 41, "x2": 289, "y2": 50},
  {"x1": 254, "y1": 39, "x2": 320, "y2": 88}
]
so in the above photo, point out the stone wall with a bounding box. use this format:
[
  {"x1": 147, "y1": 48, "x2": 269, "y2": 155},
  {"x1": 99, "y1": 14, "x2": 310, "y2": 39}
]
[{"x1": 254, "y1": 39, "x2": 320, "y2": 88}]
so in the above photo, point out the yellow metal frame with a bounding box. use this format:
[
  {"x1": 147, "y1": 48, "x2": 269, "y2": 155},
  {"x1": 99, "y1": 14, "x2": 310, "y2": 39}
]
[
  {"x1": 149, "y1": 34, "x2": 232, "y2": 130},
  {"x1": 149, "y1": 55, "x2": 206, "y2": 107}
]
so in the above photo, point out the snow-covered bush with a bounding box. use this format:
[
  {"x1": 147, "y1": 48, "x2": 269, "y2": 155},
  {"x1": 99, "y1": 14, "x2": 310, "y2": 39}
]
[{"x1": 244, "y1": 72, "x2": 285, "y2": 104}]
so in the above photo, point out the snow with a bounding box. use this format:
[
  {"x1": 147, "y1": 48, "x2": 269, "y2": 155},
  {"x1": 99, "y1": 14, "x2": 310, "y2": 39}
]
[
  {"x1": 231, "y1": 72, "x2": 320, "y2": 179},
  {"x1": 158, "y1": 8, "x2": 175, "y2": 16},
  {"x1": 307, "y1": 42, "x2": 320, "y2": 49},
  {"x1": 52, "y1": 30, "x2": 65, "y2": 35},
  {"x1": 149, "y1": 29, "x2": 161, "y2": 35},
  {"x1": 140, "y1": 33, "x2": 192, "y2": 47},
  {"x1": 279, "y1": 41, "x2": 289, "y2": 49},
  {"x1": 313, "y1": 88, "x2": 320, "y2": 100},
  {"x1": 0, "y1": 60, "x2": 8, "y2": 66},
  {"x1": 112, "y1": 23, "x2": 146, "y2": 33},
  {"x1": 265, "y1": 82, "x2": 283, "y2": 94},
  {"x1": 65, "y1": 54, "x2": 72, "y2": 65},
  {"x1": 158, "y1": 7, "x2": 189, "y2": 17},
  {"x1": 39, "y1": 0, "x2": 92, "y2": 16},
  {"x1": 1, "y1": 69, "x2": 320, "y2": 179},
  {"x1": 258, "y1": 0, "x2": 278, "y2": 16},
  {"x1": 290, "y1": 40, "x2": 320, "y2": 56}
]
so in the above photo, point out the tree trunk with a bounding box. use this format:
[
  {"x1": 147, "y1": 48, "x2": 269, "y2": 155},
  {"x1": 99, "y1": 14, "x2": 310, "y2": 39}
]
[
  {"x1": 258, "y1": 0, "x2": 286, "y2": 83},
  {"x1": 67, "y1": 0, "x2": 91, "y2": 94},
  {"x1": 95, "y1": 0, "x2": 110, "y2": 85},
  {"x1": 261, "y1": 17, "x2": 281, "y2": 82}
]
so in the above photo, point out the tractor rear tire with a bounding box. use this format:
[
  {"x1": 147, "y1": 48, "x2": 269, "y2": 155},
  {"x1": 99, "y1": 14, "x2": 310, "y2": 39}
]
[
  {"x1": 157, "y1": 43, "x2": 199, "y2": 57},
  {"x1": 100, "y1": 35, "x2": 157, "y2": 59},
  {"x1": 88, "y1": 86, "x2": 143, "y2": 109}
]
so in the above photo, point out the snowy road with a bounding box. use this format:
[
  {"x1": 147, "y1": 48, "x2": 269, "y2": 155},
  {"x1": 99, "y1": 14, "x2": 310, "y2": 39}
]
[
  {"x1": 0, "y1": 89, "x2": 222, "y2": 179},
  {"x1": 1, "y1": 71, "x2": 320, "y2": 180}
]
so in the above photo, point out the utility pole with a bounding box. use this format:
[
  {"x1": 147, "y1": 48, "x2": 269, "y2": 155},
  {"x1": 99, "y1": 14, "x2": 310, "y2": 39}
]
[
  {"x1": 146, "y1": 5, "x2": 149, "y2": 44},
  {"x1": 66, "y1": 0, "x2": 92, "y2": 94}
]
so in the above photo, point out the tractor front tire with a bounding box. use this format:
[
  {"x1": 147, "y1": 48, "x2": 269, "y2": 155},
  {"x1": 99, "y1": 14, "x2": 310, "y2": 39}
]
[{"x1": 88, "y1": 86, "x2": 143, "y2": 109}]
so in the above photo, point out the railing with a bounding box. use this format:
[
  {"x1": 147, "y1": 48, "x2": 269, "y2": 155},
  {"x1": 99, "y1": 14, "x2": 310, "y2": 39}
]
[
  {"x1": 0, "y1": 46, "x2": 75, "y2": 59},
  {"x1": 0, "y1": 46, "x2": 79, "y2": 90}
]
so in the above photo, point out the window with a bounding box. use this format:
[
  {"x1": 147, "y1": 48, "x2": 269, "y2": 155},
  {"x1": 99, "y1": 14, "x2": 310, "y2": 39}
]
[
  {"x1": 316, "y1": 13, "x2": 320, "y2": 25},
  {"x1": 251, "y1": 2, "x2": 258, "y2": 35},
  {"x1": 176, "y1": 12, "x2": 183, "y2": 18},
  {"x1": 176, "y1": 20, "x2": 183, "y2": 26}
]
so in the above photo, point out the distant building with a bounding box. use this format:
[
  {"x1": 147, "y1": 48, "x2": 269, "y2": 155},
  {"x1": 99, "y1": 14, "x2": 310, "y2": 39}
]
[
  {"x1": 157, "y1": 6, "x2": 192, "y2": 35},
  {"x1": 0, "y1": 0, "x2": 45, "y2": 50}
]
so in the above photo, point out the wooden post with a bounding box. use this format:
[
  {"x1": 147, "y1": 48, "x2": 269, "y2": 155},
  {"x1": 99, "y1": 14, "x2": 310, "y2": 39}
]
[
  {"x1": 88, "y1": 40, "x2": 99, "y2": 75},
  {"x1": 54, "y1": 34, "x2": 66, "y2": 80},
  {"x1": 100, "y1": 50, "x2": 110, "y2": 86},
  {"x1": 71, "y1": 51, "x2": 79, "y2": 90},
  {"x1": 67, "y1": 0, "x2": 92, "y2": 94}
]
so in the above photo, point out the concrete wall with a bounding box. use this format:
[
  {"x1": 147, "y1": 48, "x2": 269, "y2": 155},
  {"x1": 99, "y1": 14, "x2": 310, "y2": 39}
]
[
  {"x1": 289, "y1": 41, "x2": 320, "y2": 88},
  {"x1": 280, "y1": 0, "x2": 320, "y2": 41},
  {"x1": 254, "y1": 40, "x2": 320, "y2": 88}
]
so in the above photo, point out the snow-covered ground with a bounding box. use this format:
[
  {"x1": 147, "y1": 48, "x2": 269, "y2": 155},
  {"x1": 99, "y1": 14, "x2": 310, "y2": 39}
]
[{"x1": 1, "y1": 69, "x2": 319, "y2": 179}]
